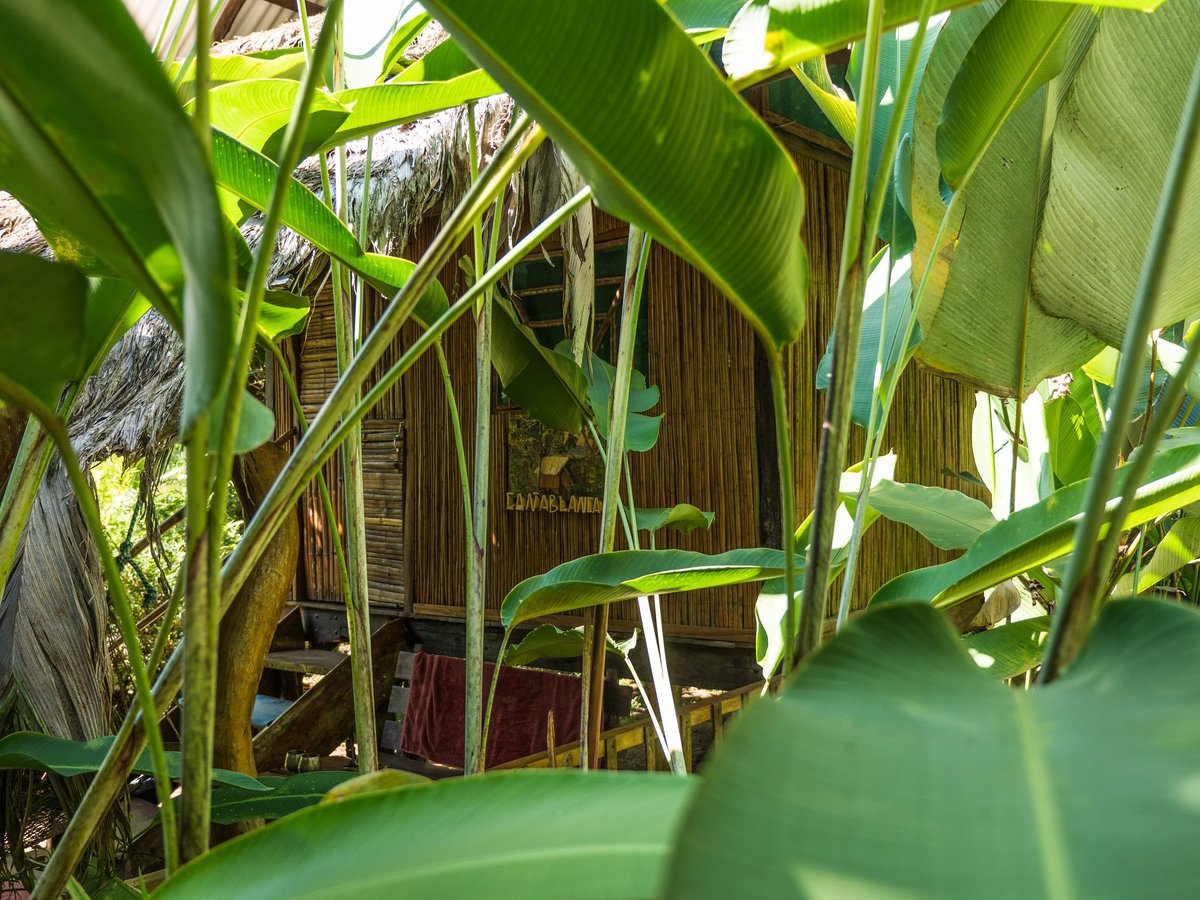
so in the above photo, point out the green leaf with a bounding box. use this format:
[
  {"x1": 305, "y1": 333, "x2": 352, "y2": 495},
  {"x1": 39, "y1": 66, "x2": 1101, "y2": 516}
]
[
  {"x1": 1151, "y1": 337, "x2": 1200, "y2": 405},
  {"x1": 491, "y1": 298, "x2": 589, "y2": 433},
  {"x1": 791, "y1": 59, "x2": 857, "y2": 147},
  {"x1": 866, "y1": 479, "x2": 997, "y2": 550},
  {"x1": 203, "y1": 79, "x2": 351, "y2": 162},
  {"x1": 849, "y1": 15, "x2": 945, "y2": 254},
  {"x1": 722, "y1": 0, "x2": 1165, "y2": 84},
  {"x1": 634, "y1": 504, "x2": 716, "y2": 535},
  {"x1": 156, "y1": 771, "x2": 694, "y2": 899},
  {"x1": 503, "y1": 623, "x2": 636, "y2": 668},
  {"x1": 502, "y1": 548, "x2": 788, "y2": 628},
  {"x1": 208, "y1": 772, "x2": 359, "y2": 825},
  {"x1": 909, "y1": 4, "x2": 1102, "y2": 396},
  {"x1": 0, "y1": 732, "x2": 268, "y2": 791},
  {"x1": 1044, "y1": 392, "x2": 1097, "y2": 486},
  {"x1": 575, "y1": 348, "x2": 663, "y2": 452},
  {"x1": 258, "y1": 290, "x2": 311, "y2": 343},
  {"x1": 377, "y1": 11, "x2": 435, "y2": 81},
  {"x1": 425, "y1": 0, "x2": 808, "y2": 347},
  {"x1": 815, "y1": 249, "x2": 921, "y2": 427},
  {"x1": 1031, "y1": 3, "x2": 1200, "y2": 349},
  {"x1": 393, "y1": 34, "x2": 479, "y2": 82},
  {"x1": 663, "y1": 0, "x2": 747, "y2": 35},
  {"x1": 320, "y1": 73, "x2": 502, "y2": 152},
  {"x1": 962, "y1": 614, "x2": 1050, "y2": 680},
  {"x1": 174, "y1": 49, "x2": 309, "y2": 102},
  {"x1": 0, "y1": 0, "x2": 233, "y2": 434},
  {"x1": 667, "y1": 599, "x2": 1199, "y2": 897},
  {"x1": 231, "y1": 392, "x2": 276, "y2": 455},
  {"x1": 211, "y1": 130, "x2": 447, "y2": 328},
  {"x1": 1116, "y1": 516, "x2": 1200, "y2": 595},
  {"x1": 344, "y1": 0, "x2": 427, "y2": 89},
  {"x1": 937, "y1": 0, "x2": 1082, "y2": 190},
  {"x1": 870, "y1": 443, "x2": 1200, "y2": 610},
  {"x1": 0, "y1": 252, "x2": 88, "y2": 405}
]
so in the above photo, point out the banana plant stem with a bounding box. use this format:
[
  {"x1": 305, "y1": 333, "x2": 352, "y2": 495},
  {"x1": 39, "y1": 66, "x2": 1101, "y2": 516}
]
[
  {"x1": 795, "y1": 0, "x2": 888, "y2": 664},
  {"x1": 464, "y1": 100, "x2": 490, "y2": 776},
  {"x1": 583, "y1": 227, "x2": 649, "y2": 769},
  {"x1": 1040, "y1": 53, "x2": 1200, "y2": 682},
  {"x1": 328, "y1": 11, "x2": 378, "y2": 775}
]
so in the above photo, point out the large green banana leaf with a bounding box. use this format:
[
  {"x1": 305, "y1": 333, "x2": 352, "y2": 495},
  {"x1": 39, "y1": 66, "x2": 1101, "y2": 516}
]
[
  {"x1": 204, "y1": 79, "x2": 351, "y2": 161},
  {"x1": 424, "y1": 0, "x2": 808, "y2": 348},
  {"x1": 210, "y1": 131, "x2": 447, "y2": 327},
  {"x1": 1031, "y1": 2, "x2": 1200, "y2": 347},
  {"x1": 870, "y1": 442, "x2": 1200, "y2": 609},
  {"x1": 204, "y1": 74, "x2": 501, "y2": 163},
  {"x1": 501, "y1": 548, "x2": 788, "y2": 628},
  {"x1": 865, "y1": 478, "x2": 997, "y2": 550},
  {"x1": 491, "y1": 299, "x2": 590, "y2": 433},
  {"x1": 667, "y1": 599, "x2": 1200, "y2": 898},
  {"x1": 909, "y1": 3, "x2": 1102, "y2": 396},
  {"x1": 913, "y1": 2, "x2": 1200, "y2": 395},
  {"x1": 722, "y1": 0, "x2": 1165, "y2": 84},
  {"x1": 155, "y1": 771, "x2": 694, "y2": 899},
  {"x1": 0, "y1": 253, "x2": 87, "y2": 406},
  {"x1": 325, "y1": 74, "x2": 501, "y2": 150},
  {"x1": 0, "y1": 0, "x2": 232, "y2": 433},
  {"x1": 936, "y1": 0, "x2": 1081, "y2": 189},
  {"x1": 634, "y1": 504, "x2": 716, "y2": 535},
  {"x1": 503, "y1": 623, "x2": 636, "y2": 668},
  {"x1": 174, "y1": 49, "x2": 309, "y2": 101},
  {"x1": 0, "y1": 732, "x2": 266, "y2": 791},
  {"x1": 206, "y1": 772, "x2": 360, "y2": 825}
]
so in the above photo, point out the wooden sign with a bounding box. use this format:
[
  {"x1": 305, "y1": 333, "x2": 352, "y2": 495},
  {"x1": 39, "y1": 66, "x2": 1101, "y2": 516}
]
[{"x1": 506, "y1": 492, "x2": 602, "y2": 514}]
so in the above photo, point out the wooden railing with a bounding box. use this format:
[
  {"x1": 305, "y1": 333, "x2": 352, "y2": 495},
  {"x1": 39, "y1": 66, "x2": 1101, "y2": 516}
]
[{"x1": 494, "y1": 678, "x2": 780, "y2": 773}]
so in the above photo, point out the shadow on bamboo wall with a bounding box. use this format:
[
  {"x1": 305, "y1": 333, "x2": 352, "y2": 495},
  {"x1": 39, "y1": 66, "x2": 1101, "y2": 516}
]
[{"x1": 277, "y1": 145, "x2": 983, "y2": 640}]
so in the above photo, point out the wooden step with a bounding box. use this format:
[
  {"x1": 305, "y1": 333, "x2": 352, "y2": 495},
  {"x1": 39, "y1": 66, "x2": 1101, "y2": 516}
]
[{"x1": 264, "y1": 648, "x2": 347, "y2": 675}]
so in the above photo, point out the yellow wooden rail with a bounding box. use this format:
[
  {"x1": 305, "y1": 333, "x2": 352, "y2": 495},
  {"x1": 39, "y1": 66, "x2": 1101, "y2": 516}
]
[{"x1": 494, "y1": 677, "x2": 780, "y2": 773}]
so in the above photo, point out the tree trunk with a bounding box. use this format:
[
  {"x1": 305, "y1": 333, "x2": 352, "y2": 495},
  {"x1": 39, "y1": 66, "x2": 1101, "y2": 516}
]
[{"x1": 213, "y1": 439, "x2": 300, "y2": 779}]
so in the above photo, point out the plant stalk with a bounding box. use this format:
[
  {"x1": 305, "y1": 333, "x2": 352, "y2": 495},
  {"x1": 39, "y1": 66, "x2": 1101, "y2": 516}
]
[
  {"x1": 583, "y1": 227, "x2": 650, "y2": 769},
  {"x1": 329, "y1": 11, "x2": 378, "y2": 774},
  {"x1": 464, "y1": 100, "x2": 490, "y2": 776},
  {"x1": 804, "y1": 0, "x2": 934, "y2": 650}
]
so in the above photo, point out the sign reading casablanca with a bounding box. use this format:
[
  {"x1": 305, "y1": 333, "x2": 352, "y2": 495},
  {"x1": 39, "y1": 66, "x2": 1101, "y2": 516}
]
[{"x1": 505, "y1": 492, "x2": 602, "y2": 513}]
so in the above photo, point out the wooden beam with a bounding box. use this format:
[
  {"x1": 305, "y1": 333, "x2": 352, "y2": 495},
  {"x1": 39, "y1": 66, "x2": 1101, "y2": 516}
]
[
  {"x1": 213, "y1": 0, "x2": 248, "y2": 40},
  {"x1": 252, "y1": 617, "x2": 403, "y2": 771},
  {"x1": 258, "y1": 0, "x2": 325, "y2": 13}
]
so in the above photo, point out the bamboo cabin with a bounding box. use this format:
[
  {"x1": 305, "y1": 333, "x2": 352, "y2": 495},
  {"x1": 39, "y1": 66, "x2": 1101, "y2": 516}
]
[{"x1": 264, "y1": 79, "x2": 983, "y2": 690}]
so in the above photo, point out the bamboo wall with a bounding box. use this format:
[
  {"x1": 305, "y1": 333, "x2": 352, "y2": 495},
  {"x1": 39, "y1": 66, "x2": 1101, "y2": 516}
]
[{"x1": 276, "y1": 135, "x2": 983, "y2": 640}]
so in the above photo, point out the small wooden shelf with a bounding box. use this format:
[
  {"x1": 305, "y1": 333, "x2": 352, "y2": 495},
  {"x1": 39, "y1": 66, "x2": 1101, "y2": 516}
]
[{"x1": 263, "y1": 649, "x2": 347, "y2": 676}]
